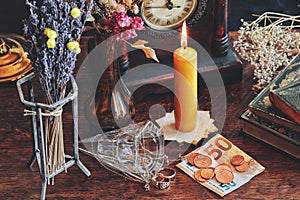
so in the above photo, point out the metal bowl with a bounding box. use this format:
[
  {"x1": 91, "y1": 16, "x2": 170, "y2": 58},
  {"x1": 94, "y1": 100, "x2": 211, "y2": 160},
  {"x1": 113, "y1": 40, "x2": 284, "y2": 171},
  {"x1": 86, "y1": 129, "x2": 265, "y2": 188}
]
[{"x1": 0, "y1": 33, "x2": 32, "y2": 82}]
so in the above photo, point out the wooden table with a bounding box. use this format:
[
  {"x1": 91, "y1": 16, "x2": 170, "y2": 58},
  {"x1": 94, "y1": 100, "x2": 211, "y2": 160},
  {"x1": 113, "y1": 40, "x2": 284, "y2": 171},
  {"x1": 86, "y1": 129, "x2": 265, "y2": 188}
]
[{"x1": 0, "y1": 33, "x2": 299, "y2": 199}]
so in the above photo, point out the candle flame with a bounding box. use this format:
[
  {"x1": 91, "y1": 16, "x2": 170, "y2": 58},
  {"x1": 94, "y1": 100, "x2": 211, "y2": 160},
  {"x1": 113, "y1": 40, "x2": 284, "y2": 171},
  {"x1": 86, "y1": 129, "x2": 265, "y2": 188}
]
[{"x1": 181, "y1": 21, "x2": 187, "y2": 48}]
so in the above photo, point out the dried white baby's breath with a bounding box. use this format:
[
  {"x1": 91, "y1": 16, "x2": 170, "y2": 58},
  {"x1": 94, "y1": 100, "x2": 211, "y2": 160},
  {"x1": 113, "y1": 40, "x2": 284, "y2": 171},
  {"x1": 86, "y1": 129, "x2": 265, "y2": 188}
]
[{"x1": 233, "y1": 12, "x2": 300, "y2": 90}]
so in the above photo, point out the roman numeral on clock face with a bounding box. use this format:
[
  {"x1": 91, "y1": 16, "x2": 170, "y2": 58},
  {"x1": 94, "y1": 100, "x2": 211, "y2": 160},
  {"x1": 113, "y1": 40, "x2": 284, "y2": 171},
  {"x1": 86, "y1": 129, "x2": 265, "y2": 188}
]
[
  {"x1": 184, "y1": 7, "x2": 190, "y2": 12},
  {"x1": 146, "y1": 13, "x2": 153, "y2": 19}
]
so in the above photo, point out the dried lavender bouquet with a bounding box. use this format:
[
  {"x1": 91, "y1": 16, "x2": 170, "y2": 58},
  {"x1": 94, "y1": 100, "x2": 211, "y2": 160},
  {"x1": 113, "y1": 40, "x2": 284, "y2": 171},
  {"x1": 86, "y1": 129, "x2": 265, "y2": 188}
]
[{"x1": 23, "y1": 0, "x2": 93, "y2": 183}]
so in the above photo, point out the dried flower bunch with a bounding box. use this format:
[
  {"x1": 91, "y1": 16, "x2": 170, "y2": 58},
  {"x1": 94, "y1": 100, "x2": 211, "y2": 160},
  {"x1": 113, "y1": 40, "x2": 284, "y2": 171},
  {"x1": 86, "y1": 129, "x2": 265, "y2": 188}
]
[
  {"x1": 91, "y1": 0, "x2": 146, "y2": 37},
  {"x1": 98, "y1": 0, "x2": 142, "y2": 16},
  {"x1": 105, "y1": 11, "x2": 144, "y2": 40},
  {"x1": 233, "y1": 12, "x2": 300, "y2": 90},
  {"x1": 92, "y1": 0, "x2": 159, "y2": 61},
  {"x1": 24, "y1": 0, "x2": 93, "y2": 103}
]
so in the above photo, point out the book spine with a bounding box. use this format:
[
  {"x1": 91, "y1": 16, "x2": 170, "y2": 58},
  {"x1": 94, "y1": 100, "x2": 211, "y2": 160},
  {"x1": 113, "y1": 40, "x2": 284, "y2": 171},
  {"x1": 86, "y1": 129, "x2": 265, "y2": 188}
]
[
  {"x1": 242, "y1": 121, "x2": 300, "y2": 160},
  {"x1": 269, "y1": 92, "x2": 300, "y2": 125}
]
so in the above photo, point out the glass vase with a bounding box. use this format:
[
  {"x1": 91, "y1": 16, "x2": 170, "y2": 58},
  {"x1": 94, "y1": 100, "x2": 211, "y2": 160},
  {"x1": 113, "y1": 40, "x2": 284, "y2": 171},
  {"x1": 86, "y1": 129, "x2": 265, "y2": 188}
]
[
  {"x1": 80, "y1": 120, "x2": 166, "y2": 190},
  {"x1": 95, "y1": 39, "x2": 135, "y2": 132}
]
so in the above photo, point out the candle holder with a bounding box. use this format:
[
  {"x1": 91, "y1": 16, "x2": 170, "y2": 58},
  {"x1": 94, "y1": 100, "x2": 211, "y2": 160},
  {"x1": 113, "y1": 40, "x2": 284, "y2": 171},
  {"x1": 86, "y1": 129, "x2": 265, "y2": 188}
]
[{"x1": 16, "y1": 72, "x2": 91, "y2": 200}]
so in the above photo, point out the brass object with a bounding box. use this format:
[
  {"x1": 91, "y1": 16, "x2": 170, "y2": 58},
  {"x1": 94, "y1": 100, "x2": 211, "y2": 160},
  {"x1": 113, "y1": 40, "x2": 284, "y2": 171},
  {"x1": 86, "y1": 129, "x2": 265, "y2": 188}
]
[{"x1": 0, "y1": 34, "x2": 32, "y2": 82}]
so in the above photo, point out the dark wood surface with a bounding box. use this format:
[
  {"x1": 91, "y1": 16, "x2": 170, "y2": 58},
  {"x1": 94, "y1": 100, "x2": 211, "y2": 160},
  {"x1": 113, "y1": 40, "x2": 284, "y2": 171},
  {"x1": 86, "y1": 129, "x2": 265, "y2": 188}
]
[{"x1": 0, "y1": 33, "x2": 300, "y2": 200}]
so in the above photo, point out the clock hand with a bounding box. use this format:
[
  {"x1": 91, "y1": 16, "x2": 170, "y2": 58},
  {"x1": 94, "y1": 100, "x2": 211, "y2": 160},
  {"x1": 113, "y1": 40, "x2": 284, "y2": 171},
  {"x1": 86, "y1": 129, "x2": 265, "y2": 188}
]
[
  {"x1": 166, "y1": 0, "x2": 174, "y2": 10},
  {"x1": 145, "y1": 5, "x2": 181, "y2": 9}
]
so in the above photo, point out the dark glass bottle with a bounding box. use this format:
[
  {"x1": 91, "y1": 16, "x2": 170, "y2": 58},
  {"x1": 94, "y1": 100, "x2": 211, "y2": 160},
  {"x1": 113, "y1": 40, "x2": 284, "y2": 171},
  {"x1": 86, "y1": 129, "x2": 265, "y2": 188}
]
[{"x1": 95, "y1": 39, "x2": 135, "y2": 132}]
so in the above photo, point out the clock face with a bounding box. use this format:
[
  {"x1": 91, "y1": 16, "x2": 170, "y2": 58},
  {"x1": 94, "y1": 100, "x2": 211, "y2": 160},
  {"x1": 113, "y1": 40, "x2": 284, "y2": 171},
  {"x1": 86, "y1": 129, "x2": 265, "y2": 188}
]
[{"x1": 140, "y1": 0, "x2": 198, "y2": 31}]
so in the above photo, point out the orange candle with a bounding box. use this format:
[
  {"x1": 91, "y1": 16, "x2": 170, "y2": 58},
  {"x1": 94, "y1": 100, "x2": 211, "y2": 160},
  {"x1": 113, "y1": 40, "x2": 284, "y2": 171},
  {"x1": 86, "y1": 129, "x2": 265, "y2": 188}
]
[{"x1": 174, "y1": 21, "x2": 198, "y2": 132}]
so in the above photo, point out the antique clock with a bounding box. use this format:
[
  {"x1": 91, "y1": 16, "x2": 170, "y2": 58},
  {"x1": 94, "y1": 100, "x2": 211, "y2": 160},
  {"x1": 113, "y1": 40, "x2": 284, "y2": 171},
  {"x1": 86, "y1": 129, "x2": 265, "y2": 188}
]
[
  {"x1": 133, "y1": 0, "x2": 242, "y2": 86},
  {"x1": 140, "y1": 0, "x2": 198, "y2": 31}
]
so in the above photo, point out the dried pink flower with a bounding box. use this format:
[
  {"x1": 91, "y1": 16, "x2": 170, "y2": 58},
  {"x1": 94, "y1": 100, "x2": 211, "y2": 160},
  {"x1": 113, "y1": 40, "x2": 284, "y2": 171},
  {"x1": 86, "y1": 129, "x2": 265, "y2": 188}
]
[
  {"x1": 131, "y1": 16, "x2": 144, "y2": 30},
  {"x1": 116, "y1": 12, "x2": 132, "y2": 28},
  {"x1": 105, "y1": 11, "x2": 144, "y2": 40}
]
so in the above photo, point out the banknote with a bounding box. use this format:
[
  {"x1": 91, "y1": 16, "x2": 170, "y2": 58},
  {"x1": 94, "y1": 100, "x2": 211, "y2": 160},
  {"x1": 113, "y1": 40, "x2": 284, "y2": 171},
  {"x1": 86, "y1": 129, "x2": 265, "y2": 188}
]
[{"x1": 176, "y1": 134, "x2": 265, "y2": 197}]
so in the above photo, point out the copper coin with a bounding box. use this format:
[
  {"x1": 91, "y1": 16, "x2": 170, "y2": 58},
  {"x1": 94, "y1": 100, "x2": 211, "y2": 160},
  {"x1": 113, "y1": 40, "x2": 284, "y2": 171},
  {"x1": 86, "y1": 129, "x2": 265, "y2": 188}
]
[
  {"x1": 187, "y1": 153, "x2": 199, "y2": 166},
  {"x1": 200, "y1": 167, "x2": 215, "y2": 179},
  {"x1": 194, "y1": 169, "x2": 209, "y2": 182},
  {"x1": 235, "y1": 161, "x2": 249, "y2": 172},
  {"x1": 215, "y1": 169, "x2": 234, "y2": 184},
  {"x1": 194, "y1": 154, "x2": 212, "y2": 168},
  {"x1": 214, "y1": 164, "x2": 232, "y2": 174},
  {"x1": 230, "y1": 155, "x2": 245, "y2": 166}
]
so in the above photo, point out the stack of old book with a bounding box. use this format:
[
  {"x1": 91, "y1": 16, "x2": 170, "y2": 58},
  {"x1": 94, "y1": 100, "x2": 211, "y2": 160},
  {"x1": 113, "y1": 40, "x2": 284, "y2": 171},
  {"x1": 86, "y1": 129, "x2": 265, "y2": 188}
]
[{"x1": 241, "y1": 55, "x2": 300, "y2": 160}]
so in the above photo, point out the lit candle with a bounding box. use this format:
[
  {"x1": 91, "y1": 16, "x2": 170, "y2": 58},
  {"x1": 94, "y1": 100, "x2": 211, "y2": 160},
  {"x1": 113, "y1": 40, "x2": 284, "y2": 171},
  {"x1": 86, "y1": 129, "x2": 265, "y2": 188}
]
[{"x1": 173, "y1": 21, "x2": 198, "y2": 132}]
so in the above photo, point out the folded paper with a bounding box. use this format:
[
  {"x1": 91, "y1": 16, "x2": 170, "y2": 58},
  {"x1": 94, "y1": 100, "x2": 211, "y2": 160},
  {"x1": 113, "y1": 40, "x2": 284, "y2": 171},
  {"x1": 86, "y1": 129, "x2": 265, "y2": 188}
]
[{"x1": 156, "y1": 111, "x2": 218, "y2": 145}]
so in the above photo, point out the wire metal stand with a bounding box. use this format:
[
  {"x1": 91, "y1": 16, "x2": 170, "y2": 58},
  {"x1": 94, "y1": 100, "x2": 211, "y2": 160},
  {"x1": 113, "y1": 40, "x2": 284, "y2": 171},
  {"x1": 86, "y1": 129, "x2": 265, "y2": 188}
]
[{"x1": 17, "y1": 72, "x2": 91, "y2": 200}]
